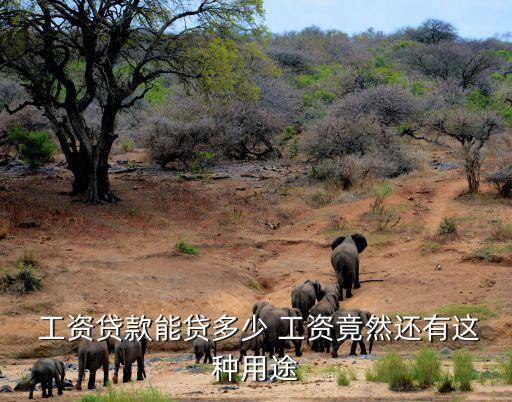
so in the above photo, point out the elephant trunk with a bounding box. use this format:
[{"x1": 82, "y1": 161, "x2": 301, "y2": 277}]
[{"x1": 368, "y1": 336, "x2": 374, "y2": 354}]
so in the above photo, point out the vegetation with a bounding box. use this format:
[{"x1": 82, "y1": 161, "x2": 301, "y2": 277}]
[
  {"x1": 78, "y1": 387, "x2": 173, "y2": 402},
  {"x1": 371, "y1": 183, "x2": 400, "y2": 231},
  {"x1": 175, "y1": 240, "x2": 199, "y2": 256},
  {"x1": 499, "y1": 352, "x2": 512, "y2": 385},
  {"x1": 438, "y1": 217, "x2": 457, "y2": 235},
  {"x1": 119, "y1": 137, "x2": 135, "y2": 153},
  {"x1": 452, "y1": 350, "x2": 477, "y2": 391},
  {"x1": 6, "y1": 127, "x2": 57, "y2": 168},
  {"x1": 366, "y1": 350, "x2": 414, "y2": 391},
  {"x1": 437, "y1": 303, "x2": 495, "y2": 320},
  {"x1": 437, "y1": 370, "x2": 455, "y2": 393},
  {"x1": 0, "y1": 257, "x2": 42, "y2": 295},
  {"x1": 335, "y1": 367, "x2": 357, "y2": 386},
  {"x1": 490, "y1": 220, "x2": 512, "y2": 241},
  {"x1": 412, "y1": 347, "x2": 441, "y2": 389}
]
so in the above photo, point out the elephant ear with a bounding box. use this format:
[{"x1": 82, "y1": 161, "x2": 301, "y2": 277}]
[
  {"x1": 359, "y1": 310, "x2": 372, "y2": 326},
  {"x1": 351, "y1": 233, "x2": 368, "y2": 253},
  {"x1": 331, "y1": 236, "x2": 346, "y2": 250},
  {"x1": 312, "y1": 281, "x2": 323, "y2": 301}
]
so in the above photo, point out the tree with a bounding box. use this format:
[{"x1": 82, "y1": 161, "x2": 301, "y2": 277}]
[
  {"x1": 0, "y1": 0, "x2": 263, "y2": 203},
  {"x1": 411, "y1": 19, "x2": 457, "y2": 44},
  {"x1": 430, "y1": 109, "x2": 502, "y2": 193}
]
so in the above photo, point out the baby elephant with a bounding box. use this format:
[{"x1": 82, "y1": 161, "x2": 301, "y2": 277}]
[
  {"x1": 112, "y1": 338, "x2": 147, "y2": 384},
  {"x1": 238, "y1": 330, "x2": 265, "y2": 362},
  {"x1": 28, "y1": 358, "x2": 65, "y2": 399},
  {"x1": 193, "y1": 337, "x2": 217, "y2": 364}
]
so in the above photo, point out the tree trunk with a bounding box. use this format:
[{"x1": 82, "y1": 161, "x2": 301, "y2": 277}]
[
  {"x1": 465, "y1": 152, "x2": 481, "y2": 194},
  {"x1": 82, "y1": 142, "x2": 118, "y2": 204}
]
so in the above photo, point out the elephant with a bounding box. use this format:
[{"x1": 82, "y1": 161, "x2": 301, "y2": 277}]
[
  {"x1": 330, "y1": 233, "x2": 368, "y2": 300},
  {"x1": 330, "y1": 309, "x2": 374, "y2": 358},
  {"x1": 291, "y1": 280, "x2": 324, "y2": 320},
  {"x1": 28, "y1": 358, "x2": 65, "y2": 399},
  {"x1": 239, "y1": 330, "x2": 265, "y2": 362},
  {"x1": 76, "y1": 339, "x2": 112, "y2": 391},
  {"x1": 112, "y1": 338, "x2": 147, "y2": 384},
  {"x1": 307, "y1": 283, "x2": 341, "y2": 352},
  {"x1": 192, "y1": 337, "x2": 217, "y2": 364},
  {"x1": 259, "y1": 306, "x2": 303, "y2": 358},
  {"x1": 252, "y1": 301, "x2": 275, "y2": 321}
]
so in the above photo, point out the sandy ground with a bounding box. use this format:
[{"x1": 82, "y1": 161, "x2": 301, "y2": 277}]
[{"x1": 1, "y1": 150, "x2": 512, "y2": 400}]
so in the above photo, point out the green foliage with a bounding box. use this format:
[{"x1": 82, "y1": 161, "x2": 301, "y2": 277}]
[
  {"x1": 278, "y1": 126, "x2": 300, "y2": 159},
  {"x1": 412, "y1": 347, "x2": 441, "y2": 389},
  {"x1": 438, "y1": 217, "x2": 457, "y2": 235},
  {"x1": 119, "y1": 137, "x2": 135, "y2": 153},
  {"x1": 371, "y1": 183, "x2": 399, "y2": 231},
  {"x1": 189, "y1": 151, "x2": 216, "y2": 174},
  {"x1": 437, "y1": 370, "x2": 455, "y2": 393},
  {"x1": 335, "y1": 367, "x2": 357, "y2": 386},
  {"x1": 217, "y1": 372, "x2": 241, "y2": 384},
  {"x1": 366, "y1": 350, "x2": 414, "y2": 391},
  {"x1": 452, "y1": 350, "x2": 477, "y2": 391},
  {"x1": 0, "y1": 258, "x2": 42, "y2": 295},
  {"x1": 7, "y1": 127, "x2": 57, "y2": 168},
  {"x1": 247, "y1": 277, "x2": 261, "y2": 290},
  {"x1": 145, "y1": 78, "x2": 172, "y2": 106},
  {"x1": 499, "y1": 352, "x2": 512, "y2": 384},
  {"x1": 175, "y1": 239, "x2": 199, "y2": 256},
  {"x1": 490, "y1": 220, "x2": 512, "y2": 241},
  {"x1": 473, "y1": 242, "x2": 512, "y2": 261},
  {"x1": 437, "y1": 303, "x2": 495, "y2": 320},
  {"x1": 78, "y1": 386, "x2": 173, "y2": 402}
]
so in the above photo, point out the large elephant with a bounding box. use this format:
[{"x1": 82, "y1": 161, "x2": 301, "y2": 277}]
[
  {"x1": 192, "y1": 337, "x2": 217, "y2": 364},
  {"x1": 259, "y1": 306, "x2": 303, "y2": 358},
  {"x1": 252, "y1": 301, "x2": 275, "y2": 321},
  {"x1": 76, "y1": 339, "x2": 112, "y2": 391},
  {"x1": 28, "y1": 358, "x2": 65, "y2": 399},
  {"x1": 330, "y1": 233, "x2": 368, "y2": 299},
  {"x1": 307, "y1": 283, "x2": 341, "y2": 352},
  {"x1": 291, "y1": 280, "x2": 324, "y2": 320},
  {"x1": 112, "y1": 338, "x2": 147, "y2": 384},
  {"x1": 330, "y1": 309, "x2": 373, "y2": 358}
]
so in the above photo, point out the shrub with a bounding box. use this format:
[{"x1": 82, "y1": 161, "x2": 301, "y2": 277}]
[
  {"x1": 7, "y1": 127, "x2": 57, "y2": 168},
  {"x1": 452, "y1": 350, "x2": 476, "y2": 391},
  {"x1": 438, "y1": 217, "x2": 457, "y2": 235},
  {"x1": 78, "y1": 386, "x2": 172, "y2": 402},
  {"x1": 366, "y1": 350, "x2": 414, "y2": 391},
  {"x1": 175, "y1": 239, "x2": 199, "y2": 256},
  {"x1": 486, "y1": 168, "x2": 512, "y2": 197},
  {"x1": 412, "y1": 347, "x2": 441, "y2": 389},
  {"x1": 437, "y1": 370, "x2": 455, "y2": 393},
  {"x1": 371, "y1": 183, "x2": 400, "y2": 231},
  {"x1": 335, "y1": 367, "x2": 357, "y2": 386},
  {"x1": 499, "y1": 352, "x2": 512, "y2": 384},
  {"x1": 490, "y1": 220, "x2": 512, "y2": 241},
  {"x1": 119, "y1": 137, "x2": 135, "y2": 153},
  {"x1": 217, "y1": 372, "x2": 241, "y2": 384},
  {"x1": 0, "y1": 259, "x2": 42, "y2": 295}
]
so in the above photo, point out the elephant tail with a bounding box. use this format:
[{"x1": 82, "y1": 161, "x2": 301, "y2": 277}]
[{"x1": 141, "y1": 337, "x2": 148, "y2": 357}]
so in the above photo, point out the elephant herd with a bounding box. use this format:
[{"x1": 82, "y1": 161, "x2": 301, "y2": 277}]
[
  {"x1": 202, "y1": 233, "x2": 373, "y2": 363},
  {"x1": 25, "y1": 233, "x2": 369, "y2": 398},
  {"x1": 27, "y1": 338, "x2": 146, "y2": 399}
]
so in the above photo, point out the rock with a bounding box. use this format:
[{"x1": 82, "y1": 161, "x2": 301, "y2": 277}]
[
  {"x1": 221, "y1": 385, "x2": 239, "y2": 391},
  {"x1": 64, "y1": 363, "x2": 78, "y2": 371},
  {"x1": 18, "y1": 220, "x2": 39, "y2": 228},
  {"x1": 0, "y1": 385, "x2": 14, "y2": 393},
  {"x1": 146, "y1": 357, "x2": 163, "y2": 363},
  {"x1": 62, "y1": 379, "x2": 74, "y2": 390},
  {"x1": 436, "y1": 264, "x2": 442, "y2": 271},
  {"x1": 168, "y1": 354, "x2": 193, "y2": 364},
  {"x1": 439, "y1": 347, "x2": 452, "y2": 356}
]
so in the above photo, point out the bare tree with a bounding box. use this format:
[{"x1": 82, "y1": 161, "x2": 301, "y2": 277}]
[
  {"x1": 430, "y1": 109, "x2": 502, "y2": 193},
  {"x1": 0, "y1": 0, "x2": 263, "y2": 203},
  {"x1": 411, "y1": 19, "x2": 458, "y2": 44}
]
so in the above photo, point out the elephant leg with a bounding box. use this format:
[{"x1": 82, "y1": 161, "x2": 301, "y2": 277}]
[
  {"x1": 349, "y1": 341, "x2": 358, "y2": 356},
  {"x1": 208, "y1": 350, "x2": 213, "y2": 364},
  {"x1": 103, "y1": 360, "x2": 109, "y2": 386},
  {"x1": 331, "y1": 340, "x2": 340, "y2": 358},
  {"x1": 267, "y1": 341, "x2": 274, "y2": 358},
  {"x1": 47, "y1": 378, "x2": 53, "y2": 397},
  {"x1": 278, "y1": 339, "x2": 285, "y2": 358},
  {"x1": 293, "y1": 340, "x2": 302, "y2": 357},
  {"x1": 113, "y1": 355, "x2": 120, "y2": 384},
  {"x1": 88, "y1": 369, "x2": 97, "y2": 390},
  {"x1": 41, "y1": 381, "x2": 48, "y2": 398},
  {"x1": 137, "y1": 355, "x2": 145, "y2": 381},
  {"x1": 354, "y1": 263, "x2": 361, "y2": 289},
  {"x1": 54, "y1": 372, "x2": 63, "y2": 395},
  {"x1": 346, "y1": 287, "x2": 353, "y2": 299},
  {"x1": 76, "y1": 358, "x2": 85, "y2": 390},
  {"x1": 358, "y1": 340, "x2": 368, "y2": 355},
  {"x1": 123, "y1": 363, "x2": 132, "y2": 383},
  {"x1": 238, "y1": 350, "x2": 246, "y2": 363},
  {"x1": 28, "y1": 378, "x2": 36, "y2": 399},
  {"x1": 324, "y1": 339, "x2": 330, "y2": 354}
]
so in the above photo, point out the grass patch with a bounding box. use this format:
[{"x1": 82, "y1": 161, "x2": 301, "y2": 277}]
[
  {"x1": 473, "y1": 242, "x2": 512, "y2": 261},
  {"x1": 490, "y1": 220, "x2": 512, "y2": 241},
  {"x1": 438, "y1": 217, "x2": 457, "y2": 235},
  {"x1": 0, "y1": 258, "x2": 42, "y2": 295},
  {"x1": 21, "y1": 302, "x2": 49, "y2": 313},
  {"x1": 421, "y1": 240, "x2": 441, "y2": 254},
  {"x1": 437, "y1": 370, "x2": 455, "y2": 393},
  {"x1": 412, "y1": 347, "x2": 441, "y2": 389},
  {"x1": 335, "y1": 367, "x2": 357, "y2": 386},
  {"x1": 366, "y1": 350, "x2": 414, "y2": 391},
  {"x1": 217, "y1": 372, "x2": 241, "y2": 384},
  {"x1": 247, "y1": 277, "x2": 261, "y2": 290},
  {"x1": 452, "y1": 350, "x2": 477, "y2": 391},
  {"x1": 175, "y1": 239, "x2": 199, "y2": 256},
  {"x1": 218, "y1": 206, "x2": 246, "y2": 225},
  {"x1": 499, "y1": 351, "x2": 512, "y2": 384},
  {"x1": 437, "y1": 303, "x2": 496, "y2": 320},
  {"x1": 119, "y1": 137, "x2": 135, "y2": 153},
  {"x1": 78, "y1": 386, "x2": 173, "y2": 402}
]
